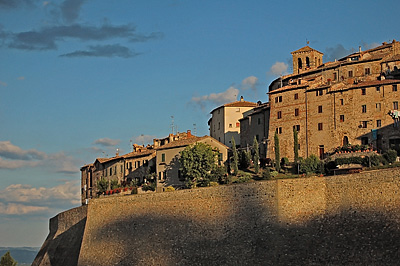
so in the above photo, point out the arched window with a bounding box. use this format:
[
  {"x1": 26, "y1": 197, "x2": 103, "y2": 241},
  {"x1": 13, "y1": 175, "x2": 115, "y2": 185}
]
[
  {"x1": 298, "y1": 58, "x2": 303, "y2": 69},
  {"x1": 343, "y1": 136, "x2": 349, "y2": 146},
  {"x1": 306, "y1": 57, "x2": 310, "y2": 68}
]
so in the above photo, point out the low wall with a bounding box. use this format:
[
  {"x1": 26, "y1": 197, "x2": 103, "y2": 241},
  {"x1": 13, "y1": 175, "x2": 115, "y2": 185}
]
[{"x1": 34, "y1": 168, "x2": 400, "y2": 265}]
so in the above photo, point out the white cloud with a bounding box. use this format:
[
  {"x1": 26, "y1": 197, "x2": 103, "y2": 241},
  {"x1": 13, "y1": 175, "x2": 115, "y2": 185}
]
[
  {"x1": 241, "y1": 76, "x2": 258, "y2": 91},
  {"x1": 270, "y1": 62, "x2": 288, "y2": 76},
  {"x1": 0, "y1": 202, "x2": 48, "y2": 215},
  {"x1": 0, "y1": 141, "x2": 47, "y2": 160},
  {"x1": 191, "y1": 86, "x2": 239, "y2": 110},
  {"x1": 93, "y1": 138, "x2": 120, "y2": 147},
  {"x1": 0, "y1": 181, "x2": 81, "y2": 206},
  {"x1": 133, "y1": 135, "x2": 156, "y2": 146}
]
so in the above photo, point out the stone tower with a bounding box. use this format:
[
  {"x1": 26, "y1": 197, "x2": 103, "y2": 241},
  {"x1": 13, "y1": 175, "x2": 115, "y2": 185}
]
[{"x1": 291, "y1": 46, "x2": 323, "y2": 74}]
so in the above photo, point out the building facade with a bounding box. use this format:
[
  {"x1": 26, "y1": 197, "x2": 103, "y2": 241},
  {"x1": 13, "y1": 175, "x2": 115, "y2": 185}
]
[
  {"x1": 208, "y1": 96, "x2": 257, "y2": 148},
  {"x1": 267, "y1": 40, "x2": 400, "y2": 161}
]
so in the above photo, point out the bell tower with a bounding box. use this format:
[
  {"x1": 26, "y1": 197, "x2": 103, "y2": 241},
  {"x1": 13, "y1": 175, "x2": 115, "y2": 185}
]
[{"x1": 291, "y1": 45, "x2": 323, "y2": 74}]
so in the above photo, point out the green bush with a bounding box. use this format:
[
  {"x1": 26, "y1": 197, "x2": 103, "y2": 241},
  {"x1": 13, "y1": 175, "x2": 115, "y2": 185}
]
[
  {"x1": 210, "y1": 165, "x2": 227, "y2": 182},
  {"x1": 271, "y1": 171, "x2": 278, "y2": 178},
  {"x1": 261, "y1": 168, "x2": 272, "y2": 180},
  {"x1": 299, "y1": 155, "x2": 323, "y2": 174},
  {"x1": 96, "y1": 177, "x2": 108, "y2": 195},
  {"x1": 110, "y1": 179, "x2": 119, "y2": 190},
  {"x1": 384, "y1": 149, "x2": 398, "y2": 164},
  {"x1": 210, "y1": 181, "x2": 219, "y2": 187},
  {"x1": 131, "y1": 187, "x2": 138, "y2": 194},
  {"x1": 142, "y1": 182, "x2": 156, "y2": 191},
  {"x1": 239, "y1": 150, "x2": 251, "y2": 170}
]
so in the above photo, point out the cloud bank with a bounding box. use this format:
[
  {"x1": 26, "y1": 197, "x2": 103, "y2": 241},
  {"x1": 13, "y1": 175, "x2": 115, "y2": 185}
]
[{"x1": 191, "y1": 86, "x2": 239, "y2": 111}]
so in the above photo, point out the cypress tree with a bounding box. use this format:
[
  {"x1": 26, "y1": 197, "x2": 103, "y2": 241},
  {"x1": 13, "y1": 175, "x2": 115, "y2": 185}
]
[
  {"x1": 231, "y1": 137, "x2": 238, "y2": 175},
  {"x1": 274, "y1": 132, "x2": 280, "y2": 172},
  {"x1": 253, "y1": 136, "x2": 260, "y2": 174}
]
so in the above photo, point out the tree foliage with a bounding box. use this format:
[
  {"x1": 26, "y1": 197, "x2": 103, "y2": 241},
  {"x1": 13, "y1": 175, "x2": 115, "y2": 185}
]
[
  {"x1": 0, "y1": 251, "x2": 17, "y2": 266},
  {"x1": 180, "y1": 142, "x2": 217, "y2": 183},
  {"x1": 293, "y1": 128, "x2": 299, "y2": 163},
  {"x1": 97, "y1": 177, "x2": 108, "y2": 195},
  {"x1": 239, "y1": 150, "x2": 251, "y2": 170},
  {"x1": 274, "y1": 132, "x2": 280, "y2": 172},
  {"x1": 231, "y1": 137, "x2": 239, "y2": 175},
  {"x1": 253, "y1": 136, "x2": 260, "y2": 174},
  {"x1": 299, "y1": 155, "x2": 324, "y2": 174}
]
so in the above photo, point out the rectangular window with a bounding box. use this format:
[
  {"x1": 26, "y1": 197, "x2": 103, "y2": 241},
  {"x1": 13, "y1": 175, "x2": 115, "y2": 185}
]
[
  {"x1": 161, "y1": 153, "x2": 165, "y2": 162},
  {"x1": 394, "y1": 101, "x2": 399, "y2": 110},
  {"x1": 110, "y1": 168, "x2": 112, "y2": 176},
  {"x1": 257, "y1": 118, "x2": 261, "y2": 125},
  {"x1": 294, "y1": 93, "x2": 299, "y2": 100},
  {"x1": 348, "y1": 70, "x2": 353, "y2": 77},
  {"x1": 236, "y1": 108, "x2": 240, "y2": 112},
  {"x1": 340, "y1": 99, "x2": 344, "y2": 105},
  {"x1": 361, "y1": 121, "x2": 368, "y2": 128},
  {"x1": 316, "y1": 89, "x2": 324, "y2": 96},
  {"x1": 340, "y1": 115, "x2": 345, "y2": 122},
  {"x1": 376, "y1": 86, "x2": 381, "y2": 92},
  {"x1": 218, "y1": 122, "x2": 220, "y2": 130},
  {"x1": 333, "y1": 72, "x2": 337, "y2": 81},
  {"x1": 229, "y1": 124, "x2": 232, "y2": 128},
  {"x1": 376, "y1": 103, "x2": 381, "y2": 111},
  {"x1": 293, "y1": 125, "x2": 300, "y2": 131},
  {"x1": 362, "y1": 105, "x2": 367, "y2": 113},
  {"x1": 377, "y1": 120, "x2": 382, "y2": 127},
  {"x1": 393, "y1": 85, "x2": 398, "y2": 92},
  {"x1": 361, "y1": 88, "x2": 366, "y2": 95},
  {"x1": 138, "y1": 161, "x2": 141, "y2": 167},
  {"x1": 318, "y1": 105, "x2": 323, "y2": 113},
  {"x1": 276, "y1": 127, "x2": 282, "y2": 134},
  {"x1": 277, "y1": 111, "x2": 282, "y2": 119},
  {"x1": 318, "y1": 123, "x2": 323, "y2": 131},
  {"x1": 365, "y1": 68, "x2": 370, "y2": 75},
  {"x1": 295, "y1": 108, "x2": 299, "y2": 116}
]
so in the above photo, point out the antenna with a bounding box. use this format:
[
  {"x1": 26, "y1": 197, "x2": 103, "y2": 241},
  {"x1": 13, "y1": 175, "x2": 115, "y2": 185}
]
[
  {"x1": 129, "y1": 139, "x2": 133, "y2": 152},
  {"x1": 171, "y1": 116, "x2": 175, "y2": 135},
  {"x1": 193, "y1": 123, "x2": 197, "y2": 136}
]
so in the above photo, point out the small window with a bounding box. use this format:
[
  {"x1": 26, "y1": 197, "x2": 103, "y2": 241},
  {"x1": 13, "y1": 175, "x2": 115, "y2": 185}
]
[
  {"x1": 110, "y1": 168, "x2": 112, "y2": 176},
  {"x1": 365, "y1": 68, "x2": 371, "y2": 75},
  {"x1": 393, "y1": 85, "x2": 398, "y2": 91},
  {"x1": 257, "y1": 118, "x2": 261, "y2": 125},
  {"x1": 161, "y1": 153, "x2": 165, "y2": 162},
  {"x1": 361, "y1": 121, "x2": 368, "y2": 128},
  {"x1": 362, "y1": 105, "x2": 367, "y2": 113},
  {"x1": 295, "y1": 108, "x2": 299, "y2": 116},
  {"x1": 229, "y1": 124, "x2": 232, "y2": 128},
  {"x1": 318, "y1": 105, "x2": 323, "y2": 113},
  {"x1": 376, "y1": 86, "x2": 381, "y2": 92},
  {"x1": 340, "y1": 115, "x2": 344, "y2": 122},
  {"x1": 316, "y1": 89, "x2": 324, "y2": 96},
  {"x1": 277, "y1": 111, "x2": 282, "y2": 119},
  {"x1": 348, "y1": 70, "x2": 353, "y2": 77},
  {"x1": 218, "y1": 122, "x2": 220, "y2": 130},
  {"x1": 376, "y1": 103, "x2": 381, "y2": 111},
  {"x1": 293, "y1": 125, "x2": 300, "y2": 131},
  {"x1": 318, "y1": 123, "x2": 323, "y2": 131},
  {"x1": 333, "y1": 72, "x2": 337, "y2": 81},
  {"x1": 394, "y1": 101, "x2": 399, "y2": 110},
  {"x1": 340, "y1": 99, "x2": 344, "y2": 105},
  {"x1": 276, "y1": 127, "x2": 282, "y2": 134},
  {"x1": 361, "y1": 88, "x2": 366, "y2": 95},
  {"x1": 236, "y1": 108, "x2": 240, "y2": 112},
  {"x1": 294, "y1": 93, "x2": 299, "y2": 100},
  {"x1": 377, "y1": 120, "x2": 382, "y2": 127}
]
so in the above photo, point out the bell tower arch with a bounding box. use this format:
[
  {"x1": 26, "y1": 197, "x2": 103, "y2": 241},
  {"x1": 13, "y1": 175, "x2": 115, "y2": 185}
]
[{"x1": 291, "y1": 46, "x2": 323, "y2": 74}]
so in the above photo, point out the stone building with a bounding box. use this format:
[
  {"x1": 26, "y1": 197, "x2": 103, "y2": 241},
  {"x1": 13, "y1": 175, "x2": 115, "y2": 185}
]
[
  {"x1": 208, "y1": 96, "x2": 257, "y2": 148},
  {"x1": 239, "y1": 101, "x2": 270, "y2": 158},
  {"x1": 267, "y1": 40, "x2": 400, "y2": 161},
  {"x1": 156, "y1": 134, "x2": 228, "y2": 189}
]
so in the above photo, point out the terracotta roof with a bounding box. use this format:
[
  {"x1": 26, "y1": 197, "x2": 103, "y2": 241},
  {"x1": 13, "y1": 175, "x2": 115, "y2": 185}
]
[
  {"x1": 383, "y1": 54, "x2": 400, "y2": 63},
  {"x1": 210, "y1": 100, "x2": 257, "y2": 113},
  {"x1": 291, "y1": 46, "x2": 323, "y2": 54},
  {"x1": 268, "y1": 83, "x2": 308, "y2": 94},
  {"x1": 122, "y1": 149, "x2": 155, "y2": 159},
  {"x1": 350, "y1": 79, "x2": 400, "y2": 89},
  {"x1": 155, "y1": 135, "x2": 228, "y2": 151}
]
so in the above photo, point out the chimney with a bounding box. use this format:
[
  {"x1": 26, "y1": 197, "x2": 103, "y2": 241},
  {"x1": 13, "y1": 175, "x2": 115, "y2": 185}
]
[
  {"x1": 240, "y1": 96, "x2": 244, "y2": 102},
  {"x1": 187, "y1": 130, "x2": 192, "y2": 138},
  {"x1": 116, "y1": 149, "x2": 119, "y2": 157},
  {"x1": 359, "y1": 46, "x2": 362, "y2": 53}
]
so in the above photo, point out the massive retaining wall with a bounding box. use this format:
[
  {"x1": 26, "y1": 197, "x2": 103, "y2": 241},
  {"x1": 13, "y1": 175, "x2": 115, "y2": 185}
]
[{"x1": 34, "y1": 168, "x2": 400, "y2": 265}]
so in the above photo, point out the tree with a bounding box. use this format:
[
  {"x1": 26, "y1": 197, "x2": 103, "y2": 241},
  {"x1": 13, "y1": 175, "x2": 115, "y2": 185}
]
[
  {"x1": 96, "y1": 177, "x2": 108, "y2": 195},
  {"x1": 180, "y1": 142, "x2": 217, "y2": 184},
  {"x1": 0, "y1": 251, "x2": 17, "y2": 266},
  {"x1": 253, "y1": 136, "x2": 260, "y2": 174},
  {"x1": 231, "y1": 137, "x2": 239, "y2": 175},
  {"x1": 274, "y1": 132, "x2": 280, "y2": 172},
  {"x1": 293, "y1": 127, "x2": 299, "y2": 163},
  {"x1": 239, "y1": 150, "x2": 251, "y2": 170}
]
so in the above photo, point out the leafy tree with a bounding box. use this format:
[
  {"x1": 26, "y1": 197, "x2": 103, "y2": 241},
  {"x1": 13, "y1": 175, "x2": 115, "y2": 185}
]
[
  {"x1": 180, "y1": 142, "x2": 217, "y2": 184},
  {"x1": 0, "y1": 251, "x2": 17, "y2": 266},
  {"x1": 231, "y1": 137, "x2": 239, "y2": 175},
  {"x1": 210, "y1": 165, "x2": 227, "y2": 182},
  {"x1": 299, "y1": 155, "x2": 323, "y2": 174},
  {"x1": 274, "y1": 132, "x2": 280, "y2": 172},
  {"x1": 293, "y1": 128, "x2": 299, "y2": 163},
  {"x1": 97, "y1": 177, "x2": 108, "y2": 195},
  {"x1": 239, "y1": 150, "x2": 251, "y2": 170},
  {"x1": 253, "y1": 136, "x2": 260, "y2": 174}
]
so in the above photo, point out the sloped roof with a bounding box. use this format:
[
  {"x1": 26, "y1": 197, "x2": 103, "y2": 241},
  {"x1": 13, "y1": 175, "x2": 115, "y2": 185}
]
[
  {"x1": 291, "y1": 46, "x2": 323, "y2": 55},
  {"x1": 210, "y1": 100, "x2": 257, "y2": 113},
  {"x1": 122, "y1": 149, "x2": 155, "y2": 159},
  {"x1": 155, "y1": 135, "x2": 228, "y2": 151}
]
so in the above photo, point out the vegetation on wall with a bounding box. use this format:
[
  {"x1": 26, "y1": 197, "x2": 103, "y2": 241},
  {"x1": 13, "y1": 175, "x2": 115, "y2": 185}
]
[{"x1": 274, "y1": 132, "x2": 280, "y2": 172}]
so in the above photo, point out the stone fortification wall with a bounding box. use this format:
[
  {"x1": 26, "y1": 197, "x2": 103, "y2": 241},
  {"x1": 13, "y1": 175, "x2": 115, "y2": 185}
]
[
  {"x1": 34, "y1": 168, "x2": 400, "y2": 265},
  {"x1": 32, "y1": 205, "x2": 87, "y2": 266}
]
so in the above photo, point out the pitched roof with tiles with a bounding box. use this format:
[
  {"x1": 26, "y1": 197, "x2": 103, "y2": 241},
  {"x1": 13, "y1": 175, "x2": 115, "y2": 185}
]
[
  {"x1": 155, "y1": 135, "x2": 228, "y2": 151},
  {"x1": 210, "y1": 100, "x2": 257, "y2": 113},
  {"x1": 291, "y1": 46, "x2": 323, "y2": 55}
]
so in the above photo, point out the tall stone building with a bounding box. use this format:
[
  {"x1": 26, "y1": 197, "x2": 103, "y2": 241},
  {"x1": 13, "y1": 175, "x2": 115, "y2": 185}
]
[
  {"x1": 267, "y1": 40, "x2": 400, "y2": 161},
  {"x1": 208, "y1": 96, "x2": 257, "y2": 148}
]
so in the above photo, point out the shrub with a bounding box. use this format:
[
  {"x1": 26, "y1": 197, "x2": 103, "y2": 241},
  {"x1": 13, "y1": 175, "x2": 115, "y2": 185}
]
[
  {"x1": 110, "y1": 180, "x2": 119, "y2": 190},
  {"x1": 384, "y1": 149, "x2": 398, "y2": 164},
  {"x1": 261, "y1": 168, "x2": 271, "y2": 180},
  {"x1": 239, "y1": 150, "x2": 251, "y2": 170},
  {"x1": 96, "y1": 178, "x2": 108, "y2": 195},
  {"x1": 164, "y1": 186, "x2": 175, "y2": 192},
  {"x1": 209, "y1": 181, "x2": 219, "y2": 187},
  {"x1": 131, "y1": 187, "x2": 138, "y2": 194},
  {"x1": 233, "y1": 175, "x2": 251, "y2": 184},
  {"x1": 218, "y1": 174, "x2": 232, "y2": 185},
  {"x1": 299, "y1": 155, "x2": 323, "y2": 174},
  {"x1": 271, "y1": 171, "x2": 278, "y2": 178},
  {"x1": 197, "y1": 178, "x2": 211, "y2": 187},
  {"x1": 210, "y1": 165, "x2": 227, "y2": 182},
  {"x1": 142, "y1": 182, "x2": 156, "y2": 192}
]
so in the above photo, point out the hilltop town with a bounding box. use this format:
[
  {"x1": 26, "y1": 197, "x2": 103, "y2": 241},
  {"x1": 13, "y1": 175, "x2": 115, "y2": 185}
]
[{"x1": 81, "y1": 40, "x2": 400, "y2": 204}]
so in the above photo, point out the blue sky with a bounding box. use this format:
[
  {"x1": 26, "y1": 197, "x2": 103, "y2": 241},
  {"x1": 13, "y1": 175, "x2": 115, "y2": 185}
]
[{"x1": 0, "y1": 0, "x2": 399, "y2": 247}]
